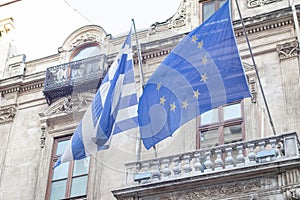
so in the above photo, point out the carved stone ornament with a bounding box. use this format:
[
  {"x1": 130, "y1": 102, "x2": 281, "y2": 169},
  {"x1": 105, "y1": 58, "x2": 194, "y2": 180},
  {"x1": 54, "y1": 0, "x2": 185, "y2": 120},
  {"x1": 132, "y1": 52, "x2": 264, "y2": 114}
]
[
  {"x1": 150, "y1": 1, "x2": 186, "y2": 34},
  {"x1": 70, "y1": 33, "x2": 101, "y2": 50},
  {"x1": 276, "y1": 40, "x2": 299, "y2": 60},
  {"x1": 0, "y1": 106, "x2": 16, "y2": 124},
  {"x1": 248, "y1": 0, "x2": 282, "y2": 8},
  {"x1": 39, "y1": 93, "x2": 94, "y2": 118},
  {"x1": 151, "y1": 180, "x2": 261, "y2": 200}
]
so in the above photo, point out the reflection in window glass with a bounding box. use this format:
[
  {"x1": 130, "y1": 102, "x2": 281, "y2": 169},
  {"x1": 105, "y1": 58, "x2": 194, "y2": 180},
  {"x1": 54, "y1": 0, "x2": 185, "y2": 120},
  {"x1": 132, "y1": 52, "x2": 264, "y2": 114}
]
[
  {"x1": 224, "y1": 124, "x2": 242, "y2": 144},
  {"x1": 50, "y1": 180, "x2": 67, "y2": 200},
  {"x1": 70, "y1": 176, "x2": 88, "y2": 197},
  {"x1": 224, "y1": 103, "x2": 241, "y2": 121},
  {"x1": 201, "y1": 129, "x2": 219, "y2": 148},
  {"x1": 203, "y1": 1, "x2": 215, "y2": 21},
  {"x1": 56, "y1": 140, "x2": 69, "y2": 155},
  {"x1": 72, "y1": 46, "x2": 101, "y2": 61},
  {"x1": 73, "y1": 157, "x2": 90, "y2": 176},
  {"x1": 201, "y1": 108, "x2": 218, "y2": 125},
  {"x1": 52, "y1": 162, "x2": 69, "y2": 180}
]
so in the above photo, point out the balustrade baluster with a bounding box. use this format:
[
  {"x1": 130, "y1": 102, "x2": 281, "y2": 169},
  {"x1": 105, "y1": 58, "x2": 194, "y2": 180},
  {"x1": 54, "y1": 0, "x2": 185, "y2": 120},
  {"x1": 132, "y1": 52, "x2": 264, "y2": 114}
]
[
  {"x1": 204, "y1": 151, "x2": 213, "y2": 172},
  {"x1": 173, "y1": 157, "x2": 182, "y2": 178},
  {"x1": 225, "y1": 147, "x2": 234, "y2": 169},
  {"x1": 215, "y1": 149, "x2": 224, "y2": 171},
  {"x1": 182, "y1": 155, "x2": 192, "y2": 176},
  {"x1": 193, "y1": 152, "x2": 203, "y2": 175},
  {"x1": 161, "y1": 159, "x2": 172, "y2": 180},
  {"x1": 247, "y1": 143, "x2": 256, "y2": 165},
  {"x1": 236, "y1": 145, "x2": 245, "y2": 167},
  {"x1": 151, "y1": 160, "x2": 161, "y2": 182}
]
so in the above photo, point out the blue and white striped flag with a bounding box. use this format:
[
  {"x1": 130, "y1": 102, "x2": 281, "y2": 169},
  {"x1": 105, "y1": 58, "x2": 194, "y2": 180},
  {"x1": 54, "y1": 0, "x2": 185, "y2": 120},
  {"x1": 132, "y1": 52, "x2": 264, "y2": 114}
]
[{"x1": 54, "y1": 28, "x2": 138, "y2": 167}]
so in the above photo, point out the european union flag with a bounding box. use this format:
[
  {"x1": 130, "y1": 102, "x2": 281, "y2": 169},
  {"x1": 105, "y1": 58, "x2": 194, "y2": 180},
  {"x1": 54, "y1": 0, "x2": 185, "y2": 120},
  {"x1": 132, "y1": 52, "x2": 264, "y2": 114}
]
[
  {"x1": 138, "y1": 0, "x2": 251, "y2": 150},
  {"x1": 55, "y1": 28, "x2": 138, "y2": 167}
]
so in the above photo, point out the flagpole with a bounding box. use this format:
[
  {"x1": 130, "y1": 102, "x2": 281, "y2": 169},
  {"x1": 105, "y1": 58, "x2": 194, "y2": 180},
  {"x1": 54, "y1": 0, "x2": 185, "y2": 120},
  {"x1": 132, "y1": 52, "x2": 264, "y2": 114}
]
[
  {"x1": 234, "y1": 0, "x2": 277, "y2": 136},
  {"x1": 132, "y1": 19, "x2": 158, "y2": 160}
]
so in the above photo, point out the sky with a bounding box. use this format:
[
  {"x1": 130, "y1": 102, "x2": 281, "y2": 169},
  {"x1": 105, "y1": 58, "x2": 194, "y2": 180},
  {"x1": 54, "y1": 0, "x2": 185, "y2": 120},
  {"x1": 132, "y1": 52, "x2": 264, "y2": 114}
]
[{"x1": 1, "y1": 0, "x2": 181, "y2": 61}]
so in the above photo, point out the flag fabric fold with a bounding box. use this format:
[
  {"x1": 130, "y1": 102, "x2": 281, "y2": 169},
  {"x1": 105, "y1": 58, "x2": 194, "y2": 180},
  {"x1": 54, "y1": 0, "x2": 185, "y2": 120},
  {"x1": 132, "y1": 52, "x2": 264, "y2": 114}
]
[
  {"x1": 55, "y1": 28, "x2": 138, "y2": 167},
  {"x1": 138, "y1": 0, "x2": 251, "y2": 150}
]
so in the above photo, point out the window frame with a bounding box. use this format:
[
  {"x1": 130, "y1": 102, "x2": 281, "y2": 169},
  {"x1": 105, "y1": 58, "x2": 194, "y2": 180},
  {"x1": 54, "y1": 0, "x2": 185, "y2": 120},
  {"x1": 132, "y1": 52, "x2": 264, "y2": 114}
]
[
  {"x1": 196, "y1": 100, "x2": 245, "y2": 149},
  {"x1": 69, "y1": 42, "x2": 101, "y2": 62},
  {"x1": 46, "y1": 135, "x2": 90, "y2": 200}
]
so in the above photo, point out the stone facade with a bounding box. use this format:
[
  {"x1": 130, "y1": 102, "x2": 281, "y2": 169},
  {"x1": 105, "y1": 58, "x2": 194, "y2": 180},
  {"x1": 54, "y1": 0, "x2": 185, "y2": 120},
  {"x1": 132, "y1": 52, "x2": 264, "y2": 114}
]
[{"x1": 0, "y1": 0, "x2": 300, "y2": 199}]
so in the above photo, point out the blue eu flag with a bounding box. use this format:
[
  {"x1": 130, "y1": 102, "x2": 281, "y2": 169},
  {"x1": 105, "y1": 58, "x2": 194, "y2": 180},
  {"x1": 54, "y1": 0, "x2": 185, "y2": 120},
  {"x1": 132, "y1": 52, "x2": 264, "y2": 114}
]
[{"x1": 138, "y1": 0, "x2": 251, "y2": 150}]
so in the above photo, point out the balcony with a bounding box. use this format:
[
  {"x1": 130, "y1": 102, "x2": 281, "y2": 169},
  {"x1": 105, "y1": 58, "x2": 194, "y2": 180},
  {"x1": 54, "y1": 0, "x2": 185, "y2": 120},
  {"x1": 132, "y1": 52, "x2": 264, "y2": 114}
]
[
  {"x1": 113, "y1": 132, "x2": 300, "y2": 199},
  {"x1": 43, "y1": 54, "x2": 106, "y2": 105}
]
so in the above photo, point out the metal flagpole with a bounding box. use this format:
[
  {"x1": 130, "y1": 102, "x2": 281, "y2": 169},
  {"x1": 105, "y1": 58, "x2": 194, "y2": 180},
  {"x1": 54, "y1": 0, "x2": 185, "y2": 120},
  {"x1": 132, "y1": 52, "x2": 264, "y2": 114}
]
[
  {"x1": 131, "y1": 19, "x2": 158, "y2": 160},
  {"x1": 234, "y1": 0, "x2": 277, "y2": 136}
]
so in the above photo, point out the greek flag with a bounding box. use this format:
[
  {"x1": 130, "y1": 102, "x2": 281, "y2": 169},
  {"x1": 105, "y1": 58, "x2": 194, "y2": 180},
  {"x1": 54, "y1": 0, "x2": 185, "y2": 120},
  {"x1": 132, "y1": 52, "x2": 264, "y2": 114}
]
[
  {"x1": 138, "y1": 0, "x2": 251, "y2": 150},
  {"x1": 55, "y1": 28, "x2": 138, "y2": 167}
]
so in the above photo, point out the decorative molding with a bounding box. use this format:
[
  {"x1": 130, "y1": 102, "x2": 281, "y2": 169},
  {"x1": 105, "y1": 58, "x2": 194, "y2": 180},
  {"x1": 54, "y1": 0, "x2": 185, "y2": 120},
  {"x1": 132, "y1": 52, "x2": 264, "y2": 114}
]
[
  {"x1": 39, "y1": 93, "x2": 94, "y2": 118},
  {"x1": 149, "y1": 1, "x2": 186, "y2": 34},
  {"x1": 276, "y1": 40, "x2": 299, "y2": 60},
  {"x1": 40, "y1": 125, "x2": 46, "y2": 148},
  {"x1": 243, "y1": 63, "x2": 257, "y2": 103},
  {"x1": 0, "y1": 106, "x2": 16, "y2": 124},
  {"x1": 153, "y1": 180, "x2": 261, "y2": 200},
  {"x1": 235, "y1": 19, "x2": 293, "y2": 38},
  {"x1": 70, "y1": 33, "x2": 102, "y2": 50},
  {"x1": 247, "y1": 0, "x2": 282, "y2": 8}
]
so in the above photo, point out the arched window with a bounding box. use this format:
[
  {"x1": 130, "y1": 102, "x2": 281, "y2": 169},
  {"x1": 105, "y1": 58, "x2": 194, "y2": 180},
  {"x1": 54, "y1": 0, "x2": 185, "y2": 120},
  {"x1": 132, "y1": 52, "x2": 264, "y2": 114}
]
[{"x1": 70, "y1": 43, "x2": 101, "y2": 62}]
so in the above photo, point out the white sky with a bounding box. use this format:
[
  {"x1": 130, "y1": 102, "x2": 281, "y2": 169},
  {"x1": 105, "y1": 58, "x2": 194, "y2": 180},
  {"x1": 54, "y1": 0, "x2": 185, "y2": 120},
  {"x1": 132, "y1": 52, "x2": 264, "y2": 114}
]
[{"x1": 0, "y1": 0, "x2": 181, "y2": 61}]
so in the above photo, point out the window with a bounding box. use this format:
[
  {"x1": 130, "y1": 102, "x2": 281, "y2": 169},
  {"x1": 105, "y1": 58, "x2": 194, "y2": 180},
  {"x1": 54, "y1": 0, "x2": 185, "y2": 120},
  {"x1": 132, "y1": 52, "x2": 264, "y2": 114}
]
[
  {"x1": 197, "y1": 101, "x2": 245, "y2": 149},
  {"x1": 47, "y1": 136, "x2": 90, "y2": 200},
  {"x1": 200, "y1": 0, "x2": 227, "y2": 22},
  {"x1": 70, "y1": 43, "x2": 101, "y2": 62}
]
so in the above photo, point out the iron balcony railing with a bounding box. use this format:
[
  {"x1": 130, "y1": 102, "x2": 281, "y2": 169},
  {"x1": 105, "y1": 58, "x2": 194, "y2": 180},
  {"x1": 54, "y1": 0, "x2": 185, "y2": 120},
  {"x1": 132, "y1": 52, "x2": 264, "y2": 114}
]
[{"x1": 43, "y1": 54, "x2": 106, "y2": 105}]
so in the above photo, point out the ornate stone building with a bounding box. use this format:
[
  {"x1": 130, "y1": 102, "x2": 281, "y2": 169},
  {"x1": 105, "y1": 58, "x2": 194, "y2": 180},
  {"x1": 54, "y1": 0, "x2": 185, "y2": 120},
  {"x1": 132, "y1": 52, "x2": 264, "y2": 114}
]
[{"x1": 0, "y1": 0, "x2": 300, "y2": 200}]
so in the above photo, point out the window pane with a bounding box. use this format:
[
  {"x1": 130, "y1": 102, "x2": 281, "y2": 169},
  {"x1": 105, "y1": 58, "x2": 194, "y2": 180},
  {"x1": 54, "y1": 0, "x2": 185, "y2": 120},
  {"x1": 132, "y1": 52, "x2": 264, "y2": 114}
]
[
  {"x1": 52, "y1": 162, "x2": 69, "y2": 180},
  {"x1": 50, "y1": 180, "x2": 67, "y2": 200},
  {"x1": 220, "y1": 0, "x2": 226, "y2": 8},
  {"x1": 70, "y1": 176, "x2": 88, "y2": 197},
  {"x1": 203, "y1": 1, "x2": 215, "y2": 21},
  {"x1": 201, "y1": 129, "x2": 219, "y2": 148},
  {"x1": 72, "y1": 46, "x2": 101, "y2": 61},
  {"x1": 73, "y1": 157, "x2": 90, "y2": 176},
  {"x1": 201, "y1": 108, "x2": 218, "y2": 125},
  {"x1": 56, "y1": 140, "x2": 69, "y2": 155},
  {"x1": 224, "y1": 124, "x2": 242, "y2": 144},
  {"x1": 224, "y1": 103, "x2": 241, "y2": 121}
]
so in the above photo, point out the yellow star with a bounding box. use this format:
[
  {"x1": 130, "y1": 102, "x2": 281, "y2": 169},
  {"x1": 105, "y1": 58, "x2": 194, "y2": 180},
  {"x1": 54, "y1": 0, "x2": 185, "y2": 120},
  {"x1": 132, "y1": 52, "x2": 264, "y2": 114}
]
[
  {"x1": 160, "y1": 96, "x2": 166, "y2": 105},
  {"x1": 170, "y1": 102, "x2": 176, "y2": 112},
  {"x1": 156, "y1": 82, "x2": 162, "y2": 91},
  {"x1": 198, "y1": 40, "x2": 204, "y2": 48},
  {"x1": 193, "y1": 90, "x2": 200, "y2": 99},
  {"x1": 201, "y1": 73, "x2": 208, "y2": 83},
  {"x1": 182, "y1": 100, "x2": 189, "y2": 109},
  {"x1": 192, "y1": 35, "x2": 198, "y2": 43},
  {"x1": 202, "y1": 56, "x2": 207, "y2": 65}
]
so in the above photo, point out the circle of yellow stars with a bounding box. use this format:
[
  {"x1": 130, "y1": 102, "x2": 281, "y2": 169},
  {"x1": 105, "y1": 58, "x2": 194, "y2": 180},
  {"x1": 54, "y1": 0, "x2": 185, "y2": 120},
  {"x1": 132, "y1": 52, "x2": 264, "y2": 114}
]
[{"x1": 155, "y1": 34, "x2": 209, "y2": 112}]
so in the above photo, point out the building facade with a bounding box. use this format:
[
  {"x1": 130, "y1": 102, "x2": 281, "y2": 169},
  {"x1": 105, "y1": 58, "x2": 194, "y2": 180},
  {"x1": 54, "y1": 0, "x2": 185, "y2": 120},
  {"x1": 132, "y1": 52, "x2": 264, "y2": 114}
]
[{"x1": 0, "y1": 0, "x2": 300, "y2": 199}]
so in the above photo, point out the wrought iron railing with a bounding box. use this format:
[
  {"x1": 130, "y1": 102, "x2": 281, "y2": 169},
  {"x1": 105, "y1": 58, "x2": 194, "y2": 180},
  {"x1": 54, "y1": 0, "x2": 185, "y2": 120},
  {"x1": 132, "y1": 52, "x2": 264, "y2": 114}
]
[{"x1": 43, "y1": 54, "x2": 106, "y2": 105}]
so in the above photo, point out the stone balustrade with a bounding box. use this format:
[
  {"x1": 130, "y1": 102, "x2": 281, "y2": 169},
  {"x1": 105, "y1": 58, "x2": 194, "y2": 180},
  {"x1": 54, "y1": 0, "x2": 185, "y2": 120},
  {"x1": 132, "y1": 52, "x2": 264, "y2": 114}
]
[{"x1": 125, "y1": 132, "x2": 300, "y2": 186}]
